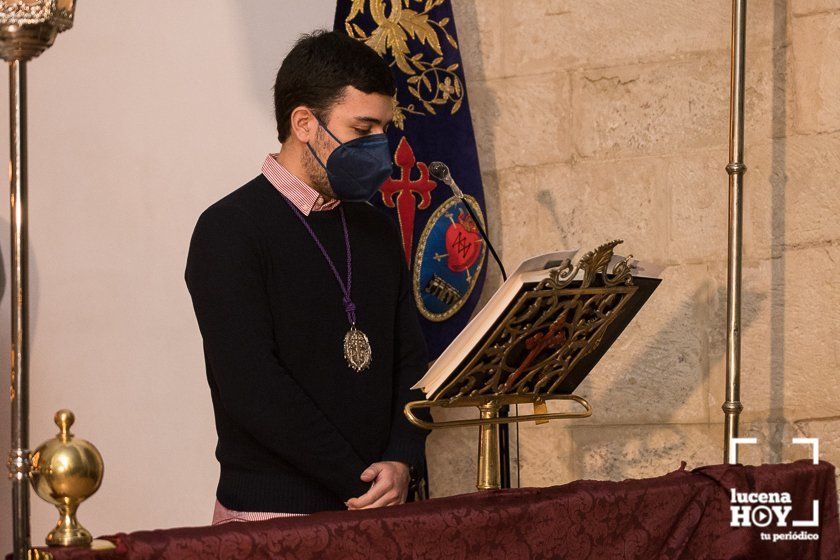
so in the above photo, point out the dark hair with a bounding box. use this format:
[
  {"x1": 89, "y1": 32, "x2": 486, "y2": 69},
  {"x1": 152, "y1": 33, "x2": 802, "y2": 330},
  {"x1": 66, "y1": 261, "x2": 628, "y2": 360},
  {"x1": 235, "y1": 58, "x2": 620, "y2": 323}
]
[{"x1": 273, "y1": 30, "x2": 396, "y2": 142}]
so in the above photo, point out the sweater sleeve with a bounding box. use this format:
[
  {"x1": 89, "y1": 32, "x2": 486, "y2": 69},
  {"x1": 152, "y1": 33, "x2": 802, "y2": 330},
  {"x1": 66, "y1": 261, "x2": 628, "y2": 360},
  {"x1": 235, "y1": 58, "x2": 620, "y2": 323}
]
[
  {"x1": 379, "y1": 224, "x2": 432, "y2": 472},
  {"x1": 184, "y1": 203, "x2": 371, "y2": 502}
]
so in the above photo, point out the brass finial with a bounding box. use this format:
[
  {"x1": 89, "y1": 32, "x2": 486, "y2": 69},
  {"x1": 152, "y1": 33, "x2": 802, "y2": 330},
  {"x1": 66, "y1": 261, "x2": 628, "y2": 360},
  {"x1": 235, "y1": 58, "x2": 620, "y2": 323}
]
[
  {"x1": 30, "y1": 409, "x2": 105, "y2": 547},
  {"x1": 54, "y1": 409, "x2": 74, "y2": 440}
]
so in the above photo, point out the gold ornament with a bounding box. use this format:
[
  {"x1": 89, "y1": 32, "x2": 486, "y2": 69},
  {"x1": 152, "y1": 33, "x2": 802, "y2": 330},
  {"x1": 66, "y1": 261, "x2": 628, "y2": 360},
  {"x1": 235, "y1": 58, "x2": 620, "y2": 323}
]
[
  {"x1": 345, "y1": 0, "x2": 464, "y2": 127},
  {"x1": 30, "y1": 410, "x2": 104, "y2": 547}
]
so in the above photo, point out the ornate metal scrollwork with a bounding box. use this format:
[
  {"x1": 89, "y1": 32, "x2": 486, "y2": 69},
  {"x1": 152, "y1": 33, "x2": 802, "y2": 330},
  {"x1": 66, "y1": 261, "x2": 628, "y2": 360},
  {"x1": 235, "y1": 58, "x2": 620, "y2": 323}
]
[
  {"x1": 0, "y1": 1, "x2": 75, "y2": 31},
  {"x1": 434, "y1": 240, "x2": 638, "y2": 402},
  {"x1": 404, "y1": 241, "x2": 643, "y2": 491}
]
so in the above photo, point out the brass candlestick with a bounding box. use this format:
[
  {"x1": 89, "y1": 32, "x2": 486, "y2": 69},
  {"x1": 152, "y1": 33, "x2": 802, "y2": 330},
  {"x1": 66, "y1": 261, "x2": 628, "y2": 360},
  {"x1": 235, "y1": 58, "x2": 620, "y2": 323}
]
[{"x1": 0, "y1": 2, "x2": 78, "y2": 559}]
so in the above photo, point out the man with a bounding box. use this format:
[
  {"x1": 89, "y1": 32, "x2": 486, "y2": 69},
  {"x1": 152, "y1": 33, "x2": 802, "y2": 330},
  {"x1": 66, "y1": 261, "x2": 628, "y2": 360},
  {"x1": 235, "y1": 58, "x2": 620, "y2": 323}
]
[{"x1": 184, "y1": 30, "x2": 431, "y2": 521}]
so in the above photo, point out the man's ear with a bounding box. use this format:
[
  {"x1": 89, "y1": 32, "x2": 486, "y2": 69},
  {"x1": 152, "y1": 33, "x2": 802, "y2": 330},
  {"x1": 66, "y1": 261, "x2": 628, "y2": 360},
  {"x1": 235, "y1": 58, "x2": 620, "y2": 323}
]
[{"x1": 289, "y1": 106, "x2": 316, "y2": 144}]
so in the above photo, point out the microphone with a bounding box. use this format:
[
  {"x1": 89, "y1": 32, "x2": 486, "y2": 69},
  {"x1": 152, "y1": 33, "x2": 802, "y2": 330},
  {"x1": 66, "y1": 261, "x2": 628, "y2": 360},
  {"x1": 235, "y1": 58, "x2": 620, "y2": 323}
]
[
  {"x1": 428, "y1": 161, "x2": 464, "y2": 198},
  {"x1": 429, "y1": 161, "x2": 507, "y2": 281}
]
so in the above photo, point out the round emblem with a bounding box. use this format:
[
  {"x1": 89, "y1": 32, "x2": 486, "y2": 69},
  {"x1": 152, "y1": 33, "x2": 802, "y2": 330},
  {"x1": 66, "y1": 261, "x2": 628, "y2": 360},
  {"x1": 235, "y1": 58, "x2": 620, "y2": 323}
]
[{"x1": 413, "y1": 195, "x2": 487, "y2": 322}]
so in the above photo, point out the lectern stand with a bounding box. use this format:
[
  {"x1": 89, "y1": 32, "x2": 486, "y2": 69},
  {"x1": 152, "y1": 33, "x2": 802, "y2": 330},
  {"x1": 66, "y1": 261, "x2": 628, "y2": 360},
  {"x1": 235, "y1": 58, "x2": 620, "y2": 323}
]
[{"x1": 405, "y1": 240, "x2": 660, "y2": 490}]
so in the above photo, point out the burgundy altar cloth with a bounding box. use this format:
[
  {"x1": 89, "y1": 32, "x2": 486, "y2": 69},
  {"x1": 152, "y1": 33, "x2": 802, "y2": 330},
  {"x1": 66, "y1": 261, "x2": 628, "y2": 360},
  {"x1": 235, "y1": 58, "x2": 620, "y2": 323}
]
[{"x1": 13, "y1": 460, "x2": 840, "y2": 560}]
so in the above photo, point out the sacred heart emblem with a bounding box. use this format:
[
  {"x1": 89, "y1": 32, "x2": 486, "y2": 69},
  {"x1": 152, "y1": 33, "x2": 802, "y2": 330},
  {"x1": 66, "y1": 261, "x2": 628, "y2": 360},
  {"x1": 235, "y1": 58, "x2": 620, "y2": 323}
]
[
  {"x1": 444, "y1": 210, "x2": 482, "y2": 273},
  {"x1": 413, "y1": 196, "x2": 487, "y2": 323}
]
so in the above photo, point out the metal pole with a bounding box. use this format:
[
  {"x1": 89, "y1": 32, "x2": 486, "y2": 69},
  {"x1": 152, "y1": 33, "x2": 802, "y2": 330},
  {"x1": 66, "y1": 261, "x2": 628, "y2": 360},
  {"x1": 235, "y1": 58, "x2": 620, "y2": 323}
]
[
  {"x1": 0, "y1": 5, "x2": 77, "y2": 557},
  {"x1": 498, "y1": 408, "x2": 510, "y2": 488},
  {"x1": 8, "y1": 58, "x2": 31, "y2": 560},
  {"x1": 723, "y1": 0, "x2": 747, "y2": 464}
]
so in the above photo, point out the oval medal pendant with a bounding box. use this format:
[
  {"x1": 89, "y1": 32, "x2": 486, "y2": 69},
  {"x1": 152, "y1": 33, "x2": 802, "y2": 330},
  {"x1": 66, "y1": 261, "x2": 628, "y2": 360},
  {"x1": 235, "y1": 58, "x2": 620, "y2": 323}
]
[{"x1": 344, "y1": 325, "x2": 372, "y2": 372}]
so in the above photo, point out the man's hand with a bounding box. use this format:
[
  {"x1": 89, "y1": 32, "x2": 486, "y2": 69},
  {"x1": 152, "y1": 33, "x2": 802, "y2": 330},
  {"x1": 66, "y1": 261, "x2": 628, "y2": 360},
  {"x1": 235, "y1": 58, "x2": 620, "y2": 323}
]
[{"x1": 345, "y1": 461, "x2": 410, "y2": 510}]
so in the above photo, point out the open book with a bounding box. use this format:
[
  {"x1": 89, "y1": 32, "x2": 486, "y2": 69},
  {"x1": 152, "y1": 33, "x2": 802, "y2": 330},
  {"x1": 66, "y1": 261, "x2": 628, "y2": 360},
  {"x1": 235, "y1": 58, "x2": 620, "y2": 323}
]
[{"x1": 412, "y1": 249, "x2": 663, "y2": 399}]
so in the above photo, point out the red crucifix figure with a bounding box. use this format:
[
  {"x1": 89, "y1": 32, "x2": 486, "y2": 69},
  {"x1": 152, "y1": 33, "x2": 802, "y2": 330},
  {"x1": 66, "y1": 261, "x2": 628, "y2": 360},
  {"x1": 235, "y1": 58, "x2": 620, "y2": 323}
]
[
  {"x1": 380, "y1": 136, "x2": 437, "y2": 267},
  {"x1": 503, "y1": 311, "x2": 570, "y2": 392}
]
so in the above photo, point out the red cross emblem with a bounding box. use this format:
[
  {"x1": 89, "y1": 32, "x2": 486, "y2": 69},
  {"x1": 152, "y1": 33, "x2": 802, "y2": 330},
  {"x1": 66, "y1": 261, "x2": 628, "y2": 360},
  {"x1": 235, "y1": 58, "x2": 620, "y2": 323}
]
[{"x1": 380, "y1": 136, "x2": 437, "y2": 267}]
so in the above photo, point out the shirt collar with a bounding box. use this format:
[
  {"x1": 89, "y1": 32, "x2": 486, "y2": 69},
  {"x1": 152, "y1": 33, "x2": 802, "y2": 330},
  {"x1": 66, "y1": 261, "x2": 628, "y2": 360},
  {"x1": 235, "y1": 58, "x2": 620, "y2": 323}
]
[{"x1": 261, "y1": 153, "x2": 340, "y2": 216}]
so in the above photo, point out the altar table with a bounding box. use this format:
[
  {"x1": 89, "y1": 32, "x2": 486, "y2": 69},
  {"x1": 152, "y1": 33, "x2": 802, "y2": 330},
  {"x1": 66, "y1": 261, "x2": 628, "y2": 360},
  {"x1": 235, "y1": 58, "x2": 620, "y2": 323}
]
[{"x1": 10, "y1": 459, "x2": 839, "y2": 560}]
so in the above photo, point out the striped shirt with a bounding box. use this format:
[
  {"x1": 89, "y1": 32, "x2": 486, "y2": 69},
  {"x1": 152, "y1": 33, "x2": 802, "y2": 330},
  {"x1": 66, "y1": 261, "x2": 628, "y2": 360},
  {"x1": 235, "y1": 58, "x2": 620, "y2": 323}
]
[
  {"x1": 212, "y1": 498, "x2": 306, "y2": 525},
  {"x1": 260, "y1": 153, "x2": 340, "y2": 215},
  {"x1": 211, "y1": 153, "x2": 337, "y2": 525}
]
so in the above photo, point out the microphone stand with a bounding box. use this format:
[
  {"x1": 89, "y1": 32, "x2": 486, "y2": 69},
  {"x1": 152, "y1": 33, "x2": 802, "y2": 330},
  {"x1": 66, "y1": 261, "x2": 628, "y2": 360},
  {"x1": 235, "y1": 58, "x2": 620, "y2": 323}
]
[{"x1": 429, "y1": 162, "x2": 513, "y2": 489}]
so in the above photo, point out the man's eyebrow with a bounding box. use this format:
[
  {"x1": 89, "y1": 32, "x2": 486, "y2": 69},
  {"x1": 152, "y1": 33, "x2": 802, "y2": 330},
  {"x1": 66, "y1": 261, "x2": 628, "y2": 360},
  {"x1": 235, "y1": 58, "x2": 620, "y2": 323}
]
[{"x1": 353, "y1": 116, "x2": 393, "y2": 126}]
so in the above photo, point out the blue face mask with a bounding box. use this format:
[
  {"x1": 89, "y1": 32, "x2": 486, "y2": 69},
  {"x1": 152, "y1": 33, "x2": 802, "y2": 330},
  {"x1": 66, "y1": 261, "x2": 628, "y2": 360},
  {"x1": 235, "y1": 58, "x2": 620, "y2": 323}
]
[{"x1": 306, "y1": 118, "x2": 393, "y2": 202}]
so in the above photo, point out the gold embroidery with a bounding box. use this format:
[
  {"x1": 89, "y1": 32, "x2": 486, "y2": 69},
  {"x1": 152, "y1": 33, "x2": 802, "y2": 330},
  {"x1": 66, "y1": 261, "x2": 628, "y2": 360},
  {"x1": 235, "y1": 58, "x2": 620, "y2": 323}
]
[{"x1": 346, "y1": 0, "x2": 464, "y2": 127}]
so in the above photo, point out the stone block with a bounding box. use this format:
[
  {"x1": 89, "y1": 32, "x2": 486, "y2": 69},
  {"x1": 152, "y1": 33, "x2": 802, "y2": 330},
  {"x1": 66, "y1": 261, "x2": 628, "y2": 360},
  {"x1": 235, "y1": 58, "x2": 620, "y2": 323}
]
[
  {"x1": 741, "y1": 140, "x2": 784, "y2": 262},
  {"x1": 493, "y1": 160, "x2": 711, "y2": 425},
  {"x1": 791, "y1": 11, "x2": 840, "y2": 134},
  {"x1": 779, "y1": 135, "x2": 840, "y2": 247},
  {"x1": 572, "y1": 50, "x2": 775, "y2": 160},
  {"x1": 498, "y1": 151, "x2": 734, "y2": 267},
  {"x1": 708, "y1": 244, "x2": 840, "y2": 422},
  {"x1": 570, "y1": 423, "x2": 722, "y2": 481},
  {"x1": 776, "y1": 245, "x2": 840, "y2": 418},
  {"x1": 501, "y1": 0, "x2": 777, "y2": 76},
  {"x1": 497, "y1": 158, "x2": 671, "y2": 264},
  {"x1": 475, "y1": 170, "x2": 506, "y2": 309},
  {"x1": 427, "y1": 0, "x2": 840, "y2": 503},
  {"x1": 668, "y1": 148, "x2": 730, "y2": 264},
  {"x1": 495, "y1": 156, "x2": 671, "y2": 266},
  {"x1": 451, "y1": 0, "x2": 504, "y2": 81},
  {"x1": 495, "y1": 164, "x2": 569, "y2": 265},
  {"x1": 426, "y1": 406, "x2": 480, "y2": 498},
  {"x1": 470, "y1": 72, "x2": 572, "y2": 172},
  {"x1": 747, "y1": 133, "x2": 840, "y2": 262},
  {"x1": 564, "y1": 157, "x2": 671, "y2": 260},
  {"x1": 571, "y1": 263, "x2": 714, "y2": 425},
  {"x1": 792, "y1": 0, "x2": 840, "y2": 16},
  {"x1": 517, "y1": 421, "x2": 576, "y2": 487}
]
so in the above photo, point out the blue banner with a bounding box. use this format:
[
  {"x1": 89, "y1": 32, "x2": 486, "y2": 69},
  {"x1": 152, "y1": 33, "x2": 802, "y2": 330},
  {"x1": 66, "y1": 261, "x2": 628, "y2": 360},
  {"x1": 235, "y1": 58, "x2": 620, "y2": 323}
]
[{"x1": 334, "y1": 0, "x2": 488, "y2": 360}]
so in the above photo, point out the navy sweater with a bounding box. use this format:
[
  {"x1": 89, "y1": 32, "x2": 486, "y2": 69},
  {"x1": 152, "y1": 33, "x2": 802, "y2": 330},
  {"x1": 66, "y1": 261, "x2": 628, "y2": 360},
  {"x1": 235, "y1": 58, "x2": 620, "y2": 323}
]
[{"x1": 184, "y1": 174, "x2": 430, "y2": 513}]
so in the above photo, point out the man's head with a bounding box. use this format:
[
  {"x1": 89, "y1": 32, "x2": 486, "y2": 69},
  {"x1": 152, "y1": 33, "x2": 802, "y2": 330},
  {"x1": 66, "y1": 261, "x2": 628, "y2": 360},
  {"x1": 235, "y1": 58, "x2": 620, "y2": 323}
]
[{"x1": 273, "y1": 30, "x2": 395, "y2": 198}]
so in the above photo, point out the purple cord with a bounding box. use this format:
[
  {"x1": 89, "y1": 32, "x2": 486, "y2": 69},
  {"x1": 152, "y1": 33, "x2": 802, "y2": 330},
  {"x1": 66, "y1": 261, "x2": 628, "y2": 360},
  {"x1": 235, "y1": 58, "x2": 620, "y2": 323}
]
[{"x1": 281, "y1": 197, "x2": 356, "y2": 325}]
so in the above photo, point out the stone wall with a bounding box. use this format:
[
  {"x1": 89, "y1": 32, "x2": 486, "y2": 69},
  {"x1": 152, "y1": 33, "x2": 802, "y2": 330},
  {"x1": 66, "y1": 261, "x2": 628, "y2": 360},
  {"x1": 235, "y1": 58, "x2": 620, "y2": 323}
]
[{"x1": 426, "y1": 0, "x2": 840, "y2": 497}]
